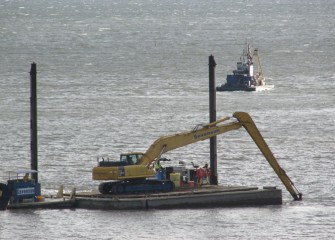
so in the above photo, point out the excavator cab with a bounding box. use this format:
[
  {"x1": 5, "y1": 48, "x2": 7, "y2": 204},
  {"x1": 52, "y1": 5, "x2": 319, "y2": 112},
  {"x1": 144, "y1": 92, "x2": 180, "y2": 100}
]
[
  {"x1": 97, "y1": 152, "x2": 144, "y2": 167},
  {"x1": 120, "y1": 153, "x2": 143, "y2": 165}
]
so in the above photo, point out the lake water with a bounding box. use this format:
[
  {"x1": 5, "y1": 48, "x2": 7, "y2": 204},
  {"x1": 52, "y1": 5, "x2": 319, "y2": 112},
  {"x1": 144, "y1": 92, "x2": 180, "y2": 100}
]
[{"x1": 1, "y1": 0, "x2": 334, "y2": 239}]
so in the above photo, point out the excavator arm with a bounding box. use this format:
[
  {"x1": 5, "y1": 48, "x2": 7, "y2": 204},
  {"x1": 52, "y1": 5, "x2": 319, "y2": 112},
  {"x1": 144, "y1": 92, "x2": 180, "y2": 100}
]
[{"x1": 233, "y1": 112, "x2": 302, "y2": 200}]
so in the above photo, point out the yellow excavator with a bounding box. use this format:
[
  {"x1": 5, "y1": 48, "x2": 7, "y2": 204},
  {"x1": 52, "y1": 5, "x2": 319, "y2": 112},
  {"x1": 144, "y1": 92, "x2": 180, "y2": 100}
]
[{"x1": 92, "y1": 112, "x2": 302, "y2": 200}]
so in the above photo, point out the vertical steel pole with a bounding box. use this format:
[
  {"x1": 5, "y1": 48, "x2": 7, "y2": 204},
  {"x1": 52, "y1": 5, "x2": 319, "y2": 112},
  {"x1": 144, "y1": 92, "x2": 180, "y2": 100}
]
[
  {"x1": 30, "y1": 63, "x2": 38, "y2": 183},
  {"x1": 208, "y1": 55, "x2": 218, "y2": 185}
]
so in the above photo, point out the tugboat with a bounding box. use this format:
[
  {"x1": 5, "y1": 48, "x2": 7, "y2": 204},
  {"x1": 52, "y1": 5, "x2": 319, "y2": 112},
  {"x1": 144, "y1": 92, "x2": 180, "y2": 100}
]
[{"x1": 216, "y1": 42, "x2": 272, "y2": 92}]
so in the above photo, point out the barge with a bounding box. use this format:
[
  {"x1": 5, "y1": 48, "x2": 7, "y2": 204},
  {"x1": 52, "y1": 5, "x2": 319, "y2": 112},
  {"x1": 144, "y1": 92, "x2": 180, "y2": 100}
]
[
  {"x1": 4, "y1": 184, "x2": 282, "y2": 210},
  {"x1": 75, "y1": 185, "x2": 282, "y2": 210}
]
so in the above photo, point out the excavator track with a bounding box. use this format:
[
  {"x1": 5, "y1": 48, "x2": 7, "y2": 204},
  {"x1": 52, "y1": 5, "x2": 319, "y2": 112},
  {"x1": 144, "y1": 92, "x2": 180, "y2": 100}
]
[{"x1": 98, "y1": 179, "x2": 175, "y2": 195}]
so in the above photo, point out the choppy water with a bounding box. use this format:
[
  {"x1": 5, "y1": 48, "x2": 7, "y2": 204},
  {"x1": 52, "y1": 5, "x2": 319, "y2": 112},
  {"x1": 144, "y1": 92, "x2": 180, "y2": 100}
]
[{"x1": 1, "y1": 0, "x2": 334, "y2": 239}]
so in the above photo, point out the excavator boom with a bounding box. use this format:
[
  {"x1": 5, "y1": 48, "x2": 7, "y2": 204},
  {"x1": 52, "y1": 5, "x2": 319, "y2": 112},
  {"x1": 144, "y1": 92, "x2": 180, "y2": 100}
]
[{"x1": 139, "y1": 119, "x2": 242, "y2": 167}]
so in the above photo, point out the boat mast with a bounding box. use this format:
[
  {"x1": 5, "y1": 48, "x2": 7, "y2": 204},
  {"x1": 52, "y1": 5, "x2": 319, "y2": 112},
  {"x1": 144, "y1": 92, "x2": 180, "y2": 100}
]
[
  {"x1": 253, "y1": 48, "x2": 265, "y2": 81},
  {"x1": 245, "y1": 40, "x2": 253, "y2": 77}
]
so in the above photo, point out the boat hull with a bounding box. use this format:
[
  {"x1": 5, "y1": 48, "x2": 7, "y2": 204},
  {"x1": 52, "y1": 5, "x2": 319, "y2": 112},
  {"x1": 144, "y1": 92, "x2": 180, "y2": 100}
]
[{"x1": 216, "y1": 84, "x2": 256, "y2": 92}]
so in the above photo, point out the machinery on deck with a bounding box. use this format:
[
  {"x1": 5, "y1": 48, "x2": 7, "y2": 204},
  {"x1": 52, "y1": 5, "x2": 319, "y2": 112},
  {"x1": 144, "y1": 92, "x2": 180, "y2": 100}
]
[
  {"x1": 0, "y1": 170, "x2": 41, "y2": 209},
  {"x1": 93, "y1": 112, "x2": 302, "y2": 200}
]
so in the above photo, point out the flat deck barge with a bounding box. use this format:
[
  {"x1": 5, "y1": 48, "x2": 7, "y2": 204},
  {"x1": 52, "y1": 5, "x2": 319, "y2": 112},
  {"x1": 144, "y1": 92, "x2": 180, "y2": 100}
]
[
  {"x1": 6, "y1": 185, "x2": 282, "y2": 210},
  {"x1": 75, "y1": 185, "x2": 282, "y2": 210}
]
